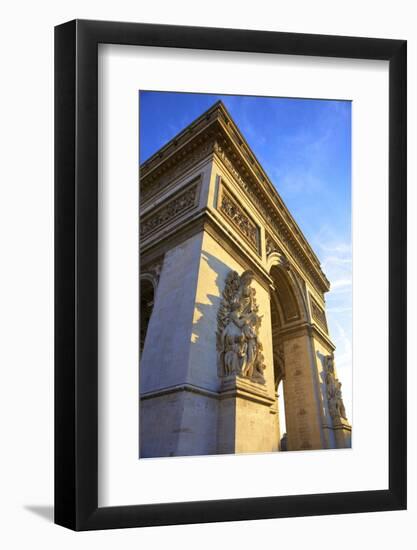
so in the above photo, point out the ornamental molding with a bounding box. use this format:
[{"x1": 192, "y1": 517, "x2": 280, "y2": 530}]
[
  {"x1": 266, "y1": 233, "x2": 284, "y2": 257},
  {"x1": 217, "y1": 182, "x2": 261, "y2": 255},
  {"x1": 139, "y1": 101, "x2": 329, "y2": 294},
  {"x1": 213, "y1": 141, "x2": 329, "y2": 294},
  {"x1": 141, "y1": 139, "x2": 214, "y2": 203},
  {"x1": 140, "y1": 180, "x2": 200, "y2": 239},
  {"x1": 265, "y1": 232, "x2": 290, "y2": 270},
  {"x1": 310, "y1": 294, "x2": 328, "y2": 332}
]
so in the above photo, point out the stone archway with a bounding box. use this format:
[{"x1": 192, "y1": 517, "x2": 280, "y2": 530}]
[{"x1": 268, "y1": 253, "x2": 325, "y2": 451}]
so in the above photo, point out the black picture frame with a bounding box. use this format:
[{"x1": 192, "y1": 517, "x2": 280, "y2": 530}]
[{"x1": 55, "y1": 19, "x2": 407, "y2": 531}]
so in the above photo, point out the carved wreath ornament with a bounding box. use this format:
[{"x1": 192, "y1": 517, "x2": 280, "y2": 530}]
[{"x1": 216, "y1": 270, "x2": 266, "y2": 384}]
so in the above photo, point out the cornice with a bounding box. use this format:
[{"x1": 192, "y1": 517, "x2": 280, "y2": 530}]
[
  {"x1": 139, "y1": 101, "x2": 330, "y2": 294},
  {"x1": 140, "y1": 383, "x2": 219, "y2": 401},
  {"x1": 140, "y1": 101, "x2": 223, "y2": 176}
]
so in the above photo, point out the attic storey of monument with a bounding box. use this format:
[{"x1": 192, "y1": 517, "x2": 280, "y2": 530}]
[{"x1": 139, "y1": 92, "x2": 352, "y2": 458}]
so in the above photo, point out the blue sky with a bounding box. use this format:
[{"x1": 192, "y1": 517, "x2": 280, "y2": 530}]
[{"x1": 139, "y1": 91, "x2": 352, "y2": 424}]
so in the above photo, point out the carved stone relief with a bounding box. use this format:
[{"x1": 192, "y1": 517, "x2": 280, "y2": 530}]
[
  {"x1": 324, "y1": 354, "x2": 348, "y2": 420},
  {"x1": 310, "y1": 295, "x2": 328, "y2": 332},
  {"x1": 140, "y1": 181, "x2": 199, "y2": 238},
  {"x1": 213, "y1": 141, "x2": 328, "y2": 293},
  {"x1": 216, "y1": 270, "x2": 266, "y2": 384},
  {"x1": 217, "y1": 184, "x2": 260, "y2": 254},
  {"x1": 266, "y1": 235, "x2": 279, "y2": 257}
]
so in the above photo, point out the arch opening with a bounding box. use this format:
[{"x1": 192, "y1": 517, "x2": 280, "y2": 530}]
[
  {"x1": 269, "y1": 264, "x2": 302, "y2": 325},
  {"x1": 140, "y1": 278, "x2": 155, "y2": 357},
  {"x1": 269, "y1": 263, "x2": 305, "y2": 451},
  {"x1": 277, "y1": 380, "x2": 287, "y2": 451}
]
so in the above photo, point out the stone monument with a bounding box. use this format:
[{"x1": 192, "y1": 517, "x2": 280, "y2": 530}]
[{"x1": 139, "y1": 101, "x2": 352, "y2": 457}]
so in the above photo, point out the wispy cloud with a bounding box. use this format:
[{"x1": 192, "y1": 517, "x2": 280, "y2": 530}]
[
  {"x1": 322, "y1": 256, "x2": 352, "y2": 268},
  {"x1": 278, "y1": 170, "x2": 325, "y2": 196},
  {"x1": 326, "y1": 306, "x2": 352, "y2": 314},
  {"x1": 320, "y1": 242, "x2": 352, "y2": 255},
  {"x1": 266, "y1": 131, "x2": 331, "y2": 197},
  {"x1": 330, "y1": 279, "x2": 352, "y2": 291}
]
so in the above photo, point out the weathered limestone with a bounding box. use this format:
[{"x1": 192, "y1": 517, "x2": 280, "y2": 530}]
[
  {"x1": 280, "y1": 333, "x2": 324, "y2": 451},
  {"x1": 217, "y1": 376, "x2": 278, "y2": 454},
  {"x1": 139, "y1": 100, "x2": 351, "y2": 458}
]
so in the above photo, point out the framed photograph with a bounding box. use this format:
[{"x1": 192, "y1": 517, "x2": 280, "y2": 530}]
[{"x1": 55, "y1": 20, "x2": 406, "y2": 530}]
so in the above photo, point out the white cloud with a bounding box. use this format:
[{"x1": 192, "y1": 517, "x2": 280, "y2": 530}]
[
  {"x1": 320, "y1": 242, "x2": 352, "y2": 255},
  {"x1": 326, "y1": 306, "x2": 352, "y2": 314},
  {"x1": 322, "y1": 255, "x2": 352, "y2": 268},
  {"x1": 330, "y1": 278, "x2": 352, "y2": 290}
]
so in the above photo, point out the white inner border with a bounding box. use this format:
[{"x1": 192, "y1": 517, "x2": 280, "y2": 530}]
[{"x1": 98, "y1": 44, "x2": 389, "y2": 507}]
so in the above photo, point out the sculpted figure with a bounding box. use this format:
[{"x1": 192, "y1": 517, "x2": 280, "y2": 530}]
[
  {"x1": 217, "y1": 270, "x2": 266, "y2": 384},
  {"x1": 240, "y1": 313, "x2": 258, "y2": 377},
  {"x1": 334, "y1": 380, "x2": 347, "y2": 419},
  {"x1": 237, "y1": 270, "x2": 257, "y2": 316},
  {"x1": 324, "y1": 353, "x2": 347, "y2": 421},
  {"x1": 222, "y1": 302, "x2": 245, "y2": 376}
]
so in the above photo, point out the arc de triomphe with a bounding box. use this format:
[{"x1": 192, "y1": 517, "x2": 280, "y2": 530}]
[{"x1": 139, "y1": 101, "x2": 351, "y2": 458}]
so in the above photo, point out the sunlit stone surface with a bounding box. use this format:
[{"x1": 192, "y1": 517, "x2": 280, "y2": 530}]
[{"x1": 139, "y1": 101, "x2": 351, "y2": 458}]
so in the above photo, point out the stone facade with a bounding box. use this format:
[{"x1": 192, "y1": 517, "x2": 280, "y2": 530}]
[{"x1": 139, "y1": 100, "x2": 351, "y2": 458}]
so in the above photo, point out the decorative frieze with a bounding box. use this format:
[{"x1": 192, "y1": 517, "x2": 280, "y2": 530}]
[
  {"x1": 310, "y1": 295, "x2": 328, "y2": 332},
  {"x1": 213, "y1": 141, "x2": 328, "y2": 293},
  {"x1": 139, "y1": 104, "x2": 329, "y2": 293},
  {"x1": 217, "y1": 184, "x2": 260, "y2": 254},
  {"x1": 266, "y1": 234, "x2": 282, "y2": 257},
  {"x1": 265, "y1": 232, "x2": 291, "y2": 271},
  {"x1": 140, "y1": 180, "x2": 200, "y2": 238}
]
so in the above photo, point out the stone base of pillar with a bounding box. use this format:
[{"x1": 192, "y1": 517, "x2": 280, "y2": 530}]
[
  {"x1": 140, "y1": 385, "x2": 219, "y2": 458},
  {"x1": 217, "y1": 375, "x2": 278, "y2": 454}
]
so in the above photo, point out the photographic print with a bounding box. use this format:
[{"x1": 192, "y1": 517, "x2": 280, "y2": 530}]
[{"x1": 139, "y1": 92, "x2": 352, "y2": 459}]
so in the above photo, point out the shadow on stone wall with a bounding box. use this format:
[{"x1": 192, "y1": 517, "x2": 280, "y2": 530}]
[{"x1": 191, "y1": 251, "x2": 230, "y2": 346}]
